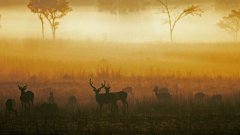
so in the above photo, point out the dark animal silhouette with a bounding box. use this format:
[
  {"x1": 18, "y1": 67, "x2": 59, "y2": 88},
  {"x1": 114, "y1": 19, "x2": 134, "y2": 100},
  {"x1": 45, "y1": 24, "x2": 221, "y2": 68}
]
[
  {"x1": 5, "y1": 99, "x2": 17, "y2": 116},
  {"x1": 18, "y1": 84, "x2": 34, "y2": 109},
  {"x1": 102, "y1": 83, "x2": 128, "y2": 111},
  {"x1": 153, "y1": 86, "x2": 171, "y2": 104},
  {"x1": 89, "y1": 79, "x2": 118, "y2": 111}
]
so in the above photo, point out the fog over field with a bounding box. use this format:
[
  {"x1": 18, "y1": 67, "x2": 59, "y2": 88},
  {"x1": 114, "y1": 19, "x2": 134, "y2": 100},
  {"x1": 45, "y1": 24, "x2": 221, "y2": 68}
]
[
  {"x1": 1, "y1": 1, "x2": 240, "y2": 135},
  {"x1": 0, "y1": 1, "x2": 236, "y2": 42}
]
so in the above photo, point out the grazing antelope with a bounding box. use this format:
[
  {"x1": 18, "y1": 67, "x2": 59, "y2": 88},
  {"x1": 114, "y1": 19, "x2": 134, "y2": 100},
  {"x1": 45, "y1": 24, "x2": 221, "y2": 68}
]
[
  {"x1": 18, "y1": 84, "x2": 34, "y2": 109},
  {"x1": 153, "y1": 86, "x2": 171, "y2": 104},
  {"x1": 67, "y1": 96, "x2": 79, "y2": 113},
  {"x1": 89, "y1": 79, "x2": 118, "y2": 111},
  {"x1": 102, "y1": 83, "x2": 128, "y2": 110},
  {"x1": 5, "y1": 99, "x2": 17, "y2": 116}
]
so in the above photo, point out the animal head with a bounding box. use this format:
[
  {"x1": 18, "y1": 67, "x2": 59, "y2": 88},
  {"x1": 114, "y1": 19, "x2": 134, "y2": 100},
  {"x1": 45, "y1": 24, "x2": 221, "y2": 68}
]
[
  {"x1": 89, "y1": 79, "x2": 105, "y2": 94},
  {"x1": 102, "y1": 81, "x2": 111, "y2": 93},
  {"x1": 18, "y1": 84, "x2": 27, "y2": 92}
]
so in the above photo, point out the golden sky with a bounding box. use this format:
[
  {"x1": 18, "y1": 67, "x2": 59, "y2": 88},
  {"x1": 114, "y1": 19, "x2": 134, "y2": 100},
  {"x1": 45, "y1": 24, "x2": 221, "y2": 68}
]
[{"x1": 0, "y1": 0, "x2": 238, "y2": 42}]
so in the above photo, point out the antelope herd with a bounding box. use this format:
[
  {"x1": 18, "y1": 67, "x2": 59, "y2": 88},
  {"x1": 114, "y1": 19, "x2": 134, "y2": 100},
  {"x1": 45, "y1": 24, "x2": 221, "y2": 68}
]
[{"x1": 2, "y1": 79, "x2": 226, "y2": 117}]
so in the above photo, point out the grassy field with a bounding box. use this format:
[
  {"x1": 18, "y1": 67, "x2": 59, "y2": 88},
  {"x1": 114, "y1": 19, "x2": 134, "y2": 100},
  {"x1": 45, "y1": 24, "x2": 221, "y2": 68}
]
[{"x1": 0, "y1": 39, "x2": 240, "y2": 134}]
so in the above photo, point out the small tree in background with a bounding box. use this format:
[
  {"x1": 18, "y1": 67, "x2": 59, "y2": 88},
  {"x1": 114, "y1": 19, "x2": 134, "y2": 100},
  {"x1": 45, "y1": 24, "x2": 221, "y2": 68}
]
[
  {"x1": 28, "y1": 0, "x2": 46, "y2": 39},
  {"x1": 28, "y1": 0, "x2": 72, "y2": 40},
  {"x1": 157, "y1": 0, "x2": 203, "y2": 42},
  {"x1": 218, "y1": 10, "x2": 240, "y2": 41},
  {"x1": 42, "y1": 0, "x2": 72, "y2": 40}
]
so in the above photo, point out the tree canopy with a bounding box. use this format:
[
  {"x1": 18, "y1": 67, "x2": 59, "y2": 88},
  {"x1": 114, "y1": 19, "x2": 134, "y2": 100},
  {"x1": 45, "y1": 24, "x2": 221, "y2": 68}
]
[
  {"x1": 218, "y1": 10, "x2": 240, "y2": 41},
  {"x1": 28, "y1": 0, "x2": 72, "y2": 39},
  {"x1": 157, "y1": 0, "x2": 203, "y2": 42}
]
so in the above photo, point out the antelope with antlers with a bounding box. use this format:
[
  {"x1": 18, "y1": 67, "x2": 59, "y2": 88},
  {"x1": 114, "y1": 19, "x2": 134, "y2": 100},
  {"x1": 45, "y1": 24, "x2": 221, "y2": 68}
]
[
  {"x1": 18, "y1": 84, "x2": 34, "y2": 110},
  {"x1": 102, "y1": 82, "x2": 128, "y2": 111},
  {"x1": 89, "y1": 79, "x2": 118, "y2": 111}
]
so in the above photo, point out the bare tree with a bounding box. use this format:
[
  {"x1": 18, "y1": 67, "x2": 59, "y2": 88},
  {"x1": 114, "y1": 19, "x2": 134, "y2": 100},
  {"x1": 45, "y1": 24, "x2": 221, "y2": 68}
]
[
  {"x1": 28, "y1": 0, "x2": 46, "y2": 39},
  {"x1": 218, "y1": 10, "x2": 240, "y2": 41},
  {"x1": 42, "y1": 0, "x2": 72, "y2": 40},
  {"x1": 157, "y1": 0, "x2": 203, "y2": 42}
]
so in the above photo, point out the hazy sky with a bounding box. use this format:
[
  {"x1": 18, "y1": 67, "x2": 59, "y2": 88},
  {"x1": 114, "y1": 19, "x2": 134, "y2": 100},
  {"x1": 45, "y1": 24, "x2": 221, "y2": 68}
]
[
  {"x1": 0, "y1": 0, "x2": 238, "y2": 42},
  {"x1": 0, "y1": 0, "x2": 239, "y2": 10}
]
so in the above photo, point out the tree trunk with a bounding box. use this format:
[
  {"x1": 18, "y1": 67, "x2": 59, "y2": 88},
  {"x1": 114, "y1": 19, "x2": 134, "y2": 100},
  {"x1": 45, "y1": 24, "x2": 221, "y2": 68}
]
[
  {"x1": 170, "y1": 29, "x2": 174, "y2": 42},
  {"x1": 52, "y1": 27, "x2": 56, "y2": 40},
  {"x1": 51, "y1": 19, "x2": 56, "y2": 40},
  {"x1": 38, "y1": 14, "x2": 44, "y2": 39},
  {"x1": 40, "y1": 18, "x2": 44, "y2": 39}
]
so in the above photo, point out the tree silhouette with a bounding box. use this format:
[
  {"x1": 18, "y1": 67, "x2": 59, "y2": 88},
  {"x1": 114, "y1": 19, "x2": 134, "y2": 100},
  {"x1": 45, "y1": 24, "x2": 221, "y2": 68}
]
[
  {"x1": 157, "y1": 0, "x2": 203, "y2": 42},
  {"x1": 218, "y1": 10, "x2": 240, "y2": 41},
  {"x1": 42, "y1": 0, "x2": 72, "y2": 40},
  {"x1": 28, "y1": 0, "x2": 46, "y2": 39}
]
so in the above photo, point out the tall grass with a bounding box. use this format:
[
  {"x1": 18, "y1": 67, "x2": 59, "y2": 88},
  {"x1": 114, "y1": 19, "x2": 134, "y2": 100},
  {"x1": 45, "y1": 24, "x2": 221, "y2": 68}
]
[{"x1": 0, "y1": 39, "x2": 240, "y2": 104}]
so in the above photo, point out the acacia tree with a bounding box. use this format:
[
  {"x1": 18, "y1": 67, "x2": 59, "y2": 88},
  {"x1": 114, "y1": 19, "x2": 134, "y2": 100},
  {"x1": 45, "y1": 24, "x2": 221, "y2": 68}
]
[
  {"x1": 43, "y1": 0, "x2": 72, "y2": 40},
  {"x1": 28, "y1": 0, "x2": 46, "y2": 39},
  {"x1": 218, "y1": 10, "x2": 240, "y2": 41},
  {"x1": 157, "y1": 0, "x2": 203, "y2": 42}
]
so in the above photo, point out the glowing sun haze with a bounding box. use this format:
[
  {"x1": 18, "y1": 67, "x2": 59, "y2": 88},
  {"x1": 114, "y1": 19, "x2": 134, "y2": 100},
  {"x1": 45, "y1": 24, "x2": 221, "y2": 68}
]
[{"x1": 0, "y1": 1, "x2": 236, "y2": 42}]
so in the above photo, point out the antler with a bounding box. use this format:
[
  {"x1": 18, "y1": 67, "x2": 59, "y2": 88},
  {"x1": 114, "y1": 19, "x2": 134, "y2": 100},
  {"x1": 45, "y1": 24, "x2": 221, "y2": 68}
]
[
  {"x1": 99, "y1": 80, "x2": 106, "y2": 91},
  {"x1": 89, "y1": 79, "x2": 96, "y2": 90},
  {"x1": 101, "y1": 80, "x2": 106, "y2": 88}
]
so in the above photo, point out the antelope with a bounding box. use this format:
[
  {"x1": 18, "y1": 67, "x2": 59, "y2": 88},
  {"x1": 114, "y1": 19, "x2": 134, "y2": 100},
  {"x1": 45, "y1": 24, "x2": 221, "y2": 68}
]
[
  {"x1": 102, "y1": 83, "x2": 128, "y2": 110},
  {"x1": 153, "y1": 86, "x2": 171, "y2": 103},
  {"x1": 18, "y1": 84, "x2": 34, "y2": 109},
  {"x1": 89, "y1": 79, "x2": 118, "y2": 111},
  {"x1": 5, "y1": 99, "x2": 17, "y2": 116}
]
